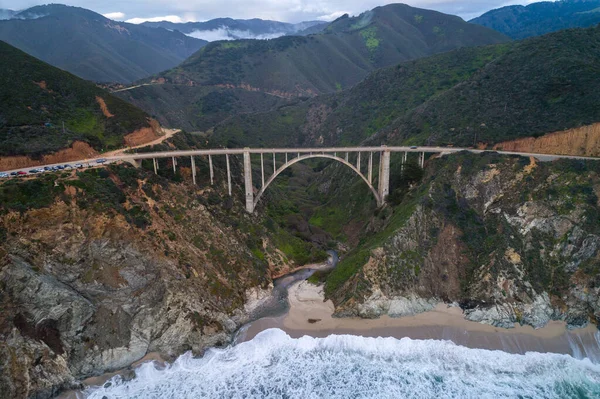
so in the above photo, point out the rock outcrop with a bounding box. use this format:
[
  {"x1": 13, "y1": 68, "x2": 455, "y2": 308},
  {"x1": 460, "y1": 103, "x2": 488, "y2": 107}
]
[
  {"x1": 329, "y1": 153, "x2": 600, "y2": 330},
  {"x1": 0, "y1": 165, "x2": 293, "y2": 398}
]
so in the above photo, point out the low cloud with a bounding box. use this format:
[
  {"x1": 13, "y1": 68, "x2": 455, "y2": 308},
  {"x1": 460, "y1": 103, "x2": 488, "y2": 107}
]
[
  {"x1": 187, "y1": 27, "x2": 286, "y2": 42},
  {"x1": 103, "y1": 12, "x2": 125, "y2": 20},
  {"x1": 126, "y1": 15, "x2": 186, "y2": 24}
]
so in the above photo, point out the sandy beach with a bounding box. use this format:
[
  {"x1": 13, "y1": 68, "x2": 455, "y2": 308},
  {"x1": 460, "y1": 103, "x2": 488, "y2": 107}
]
[{"x1": 240, "y1": 281, "x2": 600, "y2": 358}]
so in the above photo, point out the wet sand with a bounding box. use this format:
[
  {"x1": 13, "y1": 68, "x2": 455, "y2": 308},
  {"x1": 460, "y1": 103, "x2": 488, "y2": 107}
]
[{"x1": 239, "y1": 281, "x2": 600, "y2": 359}]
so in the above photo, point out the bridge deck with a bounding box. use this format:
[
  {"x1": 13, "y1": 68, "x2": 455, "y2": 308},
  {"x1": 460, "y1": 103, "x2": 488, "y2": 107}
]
[{"x1": 105, "y1": 147, "x2": 600, "y2": 162}]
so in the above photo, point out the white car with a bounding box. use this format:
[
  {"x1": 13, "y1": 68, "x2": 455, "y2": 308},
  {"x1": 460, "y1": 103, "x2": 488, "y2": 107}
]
[{"x1": 0, "y1": 172, "x2": 8, "y2": 178}]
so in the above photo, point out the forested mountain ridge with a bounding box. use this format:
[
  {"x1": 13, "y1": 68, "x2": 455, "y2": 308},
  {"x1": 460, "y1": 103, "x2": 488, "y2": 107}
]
[
  {"x1": 151, "y1": 3, "x2": 509, "y2": 97},
  {"x1": 208, "y1": 25, "x2": 600, "y2": 154},
  {"x1": 471, "y1": 0, "x2": 600, "y2": 39},
  {"x1": 0, "y1": 4, "x2": 207, "y2": 83}
]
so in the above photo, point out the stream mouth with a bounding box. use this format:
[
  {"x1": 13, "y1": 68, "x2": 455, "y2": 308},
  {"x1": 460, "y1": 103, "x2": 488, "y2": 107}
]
[{"x1": 235, "y1": 250, "x2": 338, "y2": 339}]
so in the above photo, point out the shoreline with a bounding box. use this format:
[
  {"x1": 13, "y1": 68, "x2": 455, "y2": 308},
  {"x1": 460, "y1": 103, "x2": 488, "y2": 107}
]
[
  {"x1": 69, "y1": 280, "x2": 600, "y2": 397},
  {"x1": 239, "y1": 281, "x2": 600, "y2": 359}
]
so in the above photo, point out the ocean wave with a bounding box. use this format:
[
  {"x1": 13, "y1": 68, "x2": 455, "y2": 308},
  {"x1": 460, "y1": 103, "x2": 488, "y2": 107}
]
[{"x1": 86, "y1": 328, "x2": 600, "y2": 398}]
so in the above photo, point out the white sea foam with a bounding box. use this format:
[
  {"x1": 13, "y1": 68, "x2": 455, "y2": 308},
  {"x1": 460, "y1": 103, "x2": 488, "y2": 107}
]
[{"x1": 86, "y1": 328, "x2": 600, "y2": 398}]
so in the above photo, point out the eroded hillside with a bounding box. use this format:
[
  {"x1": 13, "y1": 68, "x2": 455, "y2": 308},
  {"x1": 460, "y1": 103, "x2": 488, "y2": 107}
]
[{"x1": 0, "y1": 161, "x2": 323, "y2": 398}]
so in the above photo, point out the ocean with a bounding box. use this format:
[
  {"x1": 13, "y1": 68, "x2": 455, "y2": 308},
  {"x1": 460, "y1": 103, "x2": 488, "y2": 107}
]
[{"x1": 86, "y1": 328, "x2": 600, "y2": 398}]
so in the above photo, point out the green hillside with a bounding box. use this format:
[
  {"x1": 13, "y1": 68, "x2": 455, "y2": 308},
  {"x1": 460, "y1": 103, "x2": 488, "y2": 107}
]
[
  {"x1": 115, "y1": 85, "x2": 287, "y2": 133},
  {"x1": 376, "y1": 25, "x2": 600, "y2": 147},
  {"x1": 0, "y1": 41, "x2": 152, "y2": 157},
  {"x1": 154, "y1": 4, "x2": 508, "y2": 96},
  {"x1": 210, "y1": 25, "x2": 600, "y2": 149},
  {"x1": 471, "y1": 0, "x2": 600, "y2": 40},
  {"x1": 0, "y1": 4, "x2": 207, "y2": 83}
]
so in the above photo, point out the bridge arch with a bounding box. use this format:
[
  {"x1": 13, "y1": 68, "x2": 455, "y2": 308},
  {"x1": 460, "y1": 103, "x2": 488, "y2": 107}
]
[{"x1": 252, "y1": 153, "x2": 382, "y2": 211}]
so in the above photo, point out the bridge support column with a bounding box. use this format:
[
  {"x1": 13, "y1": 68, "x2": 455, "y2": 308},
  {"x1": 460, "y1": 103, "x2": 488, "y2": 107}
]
[
  {"x1": 368, "y1": 152, "x2": 373, "y2": 184},
  {"x1": 285, "y1": 153, "x2": 288, "y2": 163},
  {"x1": 401, "y1": 152, "x2": 407, "y2": 176},
  {"x1": 209, "y1": 155, "x2": 214, "y2": 185},
  {"x1": 243, "y1": 150, "x2": 254, "y2": 213},
  {"x1": 226, "y1": 154, "x2": 232, "y2": 196},
  {"x1": 153, "y1": 158, "x2": 158, "y2": 174},
  {"x1": 172, "y1": 157, "x2": 176, "y2": 174},
  {"x1": 260, "y1": 153, "x2": 265, "y2": 187},
  {"x1": 357, "y1": 152, "x2": 361, "y2": 172},
  {"x1": 419, "y1": 152, "x2": 425, "y2": 168},
  {"x1": 191, "y1": 156, "x2": 196, "y2": 185},
  {"x1": 378, "y1": 147, "x2": 390, "y2": 205},
  {"x1": 273, "y1": 153, "x2": 276, "y2": 174}
]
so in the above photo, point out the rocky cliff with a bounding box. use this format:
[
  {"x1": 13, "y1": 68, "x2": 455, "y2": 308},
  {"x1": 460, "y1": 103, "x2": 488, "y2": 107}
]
[
  {"x1": 326, "y1": 153, "x2": 600, "y2": 330},
  {"x1": 0, "y1": 164, "x2": 296, "y2": 398}
]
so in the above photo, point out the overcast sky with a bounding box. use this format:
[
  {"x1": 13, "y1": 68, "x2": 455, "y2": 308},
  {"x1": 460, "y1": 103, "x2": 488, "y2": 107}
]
[{"x1": 0, "y1": 0, "x2": 543, "y2": 23}]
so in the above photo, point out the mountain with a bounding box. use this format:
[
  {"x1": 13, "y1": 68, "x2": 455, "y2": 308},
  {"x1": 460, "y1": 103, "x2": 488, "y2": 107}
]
[
  {"x1": 152, "y1": 4, "x2": 509, "y2": 97},
  {"x1": 209, "y1": 24, "x2": 600, "y2": 154},
  {"x1": 0, "y1": 41, "x2": 155, "y2": 160},
  {"x1": 0, "y1": 4, "x2": 207, "y2": 83},
  {"x1": 142, "y1": 18, "x2": 327, "y2": 41},
  {"x1": 471, "y1": 0, "x2": 600, "y2": 39},
  {"x1": 0, "y1": 9, "x2": 16, "y2": 20}
]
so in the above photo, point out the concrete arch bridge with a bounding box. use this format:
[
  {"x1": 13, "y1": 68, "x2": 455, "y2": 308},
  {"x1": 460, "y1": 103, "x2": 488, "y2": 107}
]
[{"x1": 109, "y1": 146, "x2": 598, "y2": 213}]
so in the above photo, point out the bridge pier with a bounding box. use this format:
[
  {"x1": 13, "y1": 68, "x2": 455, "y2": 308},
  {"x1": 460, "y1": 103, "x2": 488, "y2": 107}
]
[
  {"x1": 378, "y1": 147, "x2": 390, "y2": 204},
  {"x1": 419, "y1": 152, "x2": 425, "y2": 168},
  {"x1": 260, "y1": 153, "x2": 265, "y2": 187},
  {"x1": 209, "y1": 155, "x2": 214, "y2": 185},
  {"x1": 191, "y1": 156, "x2": 196, "y2": 185},
  {"x1": 153, "y1": 158, "x2": 158, "y2": 174},
  {"x1": 368, "y1": 152, "x2": 373, "y2": 184},
  {"x1": 226, "y1": 154, "x2": 232, "y2": 196},
  {"x1": 243, "y1": 150, "x2": 254, "y2": 213},
  {"x1": 172, "y1": 157, "x2": 176, "y2": 173}
]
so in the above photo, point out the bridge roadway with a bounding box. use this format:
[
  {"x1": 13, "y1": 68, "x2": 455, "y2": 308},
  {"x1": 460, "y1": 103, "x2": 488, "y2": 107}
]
[
  {"x1": 102, "y1": 146, "x2": 599, "y2": 162},
  {"x1": 3, "y1": 146, "x2": 600, "y2": 213}
]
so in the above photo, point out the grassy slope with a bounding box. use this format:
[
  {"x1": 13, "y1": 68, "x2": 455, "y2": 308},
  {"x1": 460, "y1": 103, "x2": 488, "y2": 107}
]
[
  {"x1": 378, "y1": 26, "x2": 600, "y2": 147},
  {"x1": 0, "y1": 41, "x2": 151, "y2": 157}
]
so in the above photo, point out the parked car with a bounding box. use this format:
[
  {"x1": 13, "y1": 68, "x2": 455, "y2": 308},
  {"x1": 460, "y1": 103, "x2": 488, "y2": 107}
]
[
  {"x1": 96, "y1": 158, "x2": 107, "y2": 164},
  {"x1": 29, "y1": 169, "x2": 40, "y2": 174},
  {"x1": 410, "y1": 146, "x2": 418, "y2": 149},
  {"x1": 44, "y1": 166, "x2": 52, "y2": 171},
  {"x1": 0, "y1": 172, "x2": 8, "y2": 178},
  {"x1": 10, "y1": 171, "x2": 18, "y2": 176},
  {"x1": 56, "y1": 165, "x2": 64, "y2": 170},
  {"x1": 74, "y1": 163, "x2": 83, "y2": 169},
  {"x1": 17, "y1": 171, "x2": 27, "y2": 175}
]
